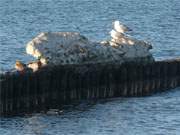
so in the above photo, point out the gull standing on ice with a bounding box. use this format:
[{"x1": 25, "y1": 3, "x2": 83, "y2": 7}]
[
  {"x1": 113, "y1": 20, "x2": 132, "y2": 33},
  {"x1": 110, "y1": 29, "x2": 124, "y2": 40}
]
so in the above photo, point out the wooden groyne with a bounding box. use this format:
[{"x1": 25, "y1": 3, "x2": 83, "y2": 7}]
[{"x1": 0, "y1": 59, "x2": 180, "y2": 116}]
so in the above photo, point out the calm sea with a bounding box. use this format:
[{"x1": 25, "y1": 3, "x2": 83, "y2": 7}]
[{"x1": 0, "y1": 0, "x2": 180, "y2": 134}]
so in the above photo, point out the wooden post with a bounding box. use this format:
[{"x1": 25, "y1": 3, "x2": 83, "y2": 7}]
[{"x1": 1, "y1": 59, "x2": 180, "y2": 116}]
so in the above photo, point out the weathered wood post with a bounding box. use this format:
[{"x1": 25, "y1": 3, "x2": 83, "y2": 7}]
[{"x1": 0, "y1": 59, "x2": 180, "y2": 116}]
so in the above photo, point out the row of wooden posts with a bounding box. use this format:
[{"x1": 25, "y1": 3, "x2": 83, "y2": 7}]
[{"x1": 0, "y1": 59, "x2": 180, "y2": 116}]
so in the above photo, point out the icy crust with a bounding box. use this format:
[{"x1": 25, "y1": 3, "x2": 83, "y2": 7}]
[{"x1": 26, "y1": 31, "x2": 154, "y2": 65}]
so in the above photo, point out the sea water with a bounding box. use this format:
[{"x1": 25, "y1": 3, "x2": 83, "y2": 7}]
[{"x1": 0, "y1": 0, "x2": 180, "y2": 134}]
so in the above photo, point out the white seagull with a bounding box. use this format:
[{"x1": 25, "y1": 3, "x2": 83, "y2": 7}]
[
  {"x1": 113, "y1": 20, "x2": 132, "y2": 33},
  {"x1": 110, "y1": 29, "x2": 124, "y2": 40}
]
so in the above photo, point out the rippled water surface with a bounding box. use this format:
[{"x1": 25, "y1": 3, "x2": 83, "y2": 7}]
[
  {"x1": 0, "y1": 0, "x2": 180, "y2": 134},
  {"x1": 1, "y1": 89, "x2": 180, "y2": 135}
]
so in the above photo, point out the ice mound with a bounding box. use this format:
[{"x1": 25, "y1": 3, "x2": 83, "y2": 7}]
[{"x1": 26, "y1": 21, "x2": 154, "y2": 65}]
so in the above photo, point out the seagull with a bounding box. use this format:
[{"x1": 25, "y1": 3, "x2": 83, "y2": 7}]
[
  {"x1": 15, "y1": 60, "x2": 26, "y2": 72},
  {"x1": 113, "y1": 20, "x2": 132, "y2": 33},
  {"x1": 110, "y1": 29, "x2": 124, "y2": 40},
  {"x1": 28, "y1": 60, "x2": 42, "y2": 72}
]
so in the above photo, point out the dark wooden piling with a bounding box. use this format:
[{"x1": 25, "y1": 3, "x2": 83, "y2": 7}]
[{"x1": 0, "y1": 59, "x2": 180, "y2": 116}]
